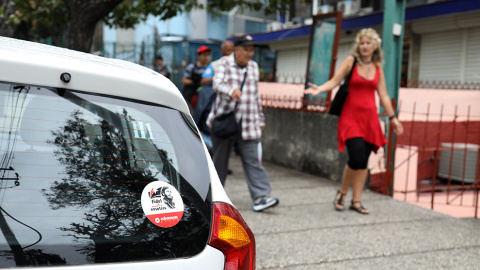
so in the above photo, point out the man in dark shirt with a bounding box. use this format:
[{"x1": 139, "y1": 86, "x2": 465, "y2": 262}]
[
  {"x1": 153, "y1": 55, "x2": 171, "y2": 79},
  {"x1": 181, "y1": 46, "x2": 211, "y2": 111}
]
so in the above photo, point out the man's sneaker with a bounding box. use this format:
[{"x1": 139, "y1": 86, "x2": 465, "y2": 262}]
[{"x1": 253, "y1": 196, "x2": 279, "y2": 212}]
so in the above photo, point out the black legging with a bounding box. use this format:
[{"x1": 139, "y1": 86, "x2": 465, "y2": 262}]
[{"x1": 345, "y1": 137, "x2": 375, "y2": 170}]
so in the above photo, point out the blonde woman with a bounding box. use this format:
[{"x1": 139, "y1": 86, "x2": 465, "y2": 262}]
[{"x1": 305, "y1": 28, "x2": 403, "y2": 214}]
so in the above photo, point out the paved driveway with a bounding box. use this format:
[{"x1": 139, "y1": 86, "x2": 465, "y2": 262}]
[{"x1": 224, "y1": 155, "x2": 480, "y2": 270}]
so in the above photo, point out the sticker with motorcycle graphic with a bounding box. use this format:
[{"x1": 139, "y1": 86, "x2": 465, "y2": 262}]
[{"x1": 141, "y1": 181, "x2": 184, "y2": 228}]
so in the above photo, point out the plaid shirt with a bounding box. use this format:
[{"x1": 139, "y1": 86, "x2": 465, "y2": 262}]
[{"x1": 206, "y1": 54, "x2": 265, "y2": 140}]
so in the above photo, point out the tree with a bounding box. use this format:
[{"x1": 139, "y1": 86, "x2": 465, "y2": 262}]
[
  {"x1": 0, "y1": 0, "x2": 16, "y2": 37},
  {"x1": 1, "y1": 0, "x2": 67, "y2": 43},
  {"x1": 5, "y1": 0, "x2": 293, "y2": 52}
]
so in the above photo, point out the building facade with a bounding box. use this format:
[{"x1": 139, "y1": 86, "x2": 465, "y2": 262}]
[
  {"x1": 99, "y1": 0, "x2": 278, "y2": 88},
  {"x1": 252, "y1": 0, "x2": 480, "y2": 88}
]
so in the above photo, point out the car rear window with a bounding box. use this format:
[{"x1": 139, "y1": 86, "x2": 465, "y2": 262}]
[{"x1": 0, "y1": 82, "x2": 212, "y2": 267}]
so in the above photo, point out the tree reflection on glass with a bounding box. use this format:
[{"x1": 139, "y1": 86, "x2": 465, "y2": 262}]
[{"x1": 42, "y1": 110, "x2": 192, "y2": 263}]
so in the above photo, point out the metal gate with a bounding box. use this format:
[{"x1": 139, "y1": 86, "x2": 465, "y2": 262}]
[{"x1": 382, "y1": 101, "x2": 480, "y2": 218}]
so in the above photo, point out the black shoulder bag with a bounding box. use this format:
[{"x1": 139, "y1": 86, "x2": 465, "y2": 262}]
[
  {"x1": 329, "y1": 57, "x2": 357, "y2": 116},
  {"x1": 211, "y1": 69, "x2": 247, "y2": 138}
]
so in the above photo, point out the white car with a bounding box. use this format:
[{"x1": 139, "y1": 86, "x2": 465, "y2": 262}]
[{"x1": 0, "y1": 37, "x2": 255, "y2": 270}]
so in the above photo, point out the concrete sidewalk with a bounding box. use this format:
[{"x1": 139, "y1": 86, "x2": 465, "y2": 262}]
[{"x1": 223, "y1": 155, "x2": 480, "y2": 270}]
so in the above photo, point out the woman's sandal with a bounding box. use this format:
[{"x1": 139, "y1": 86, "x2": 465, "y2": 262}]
[
  {"x1": 333, "y1": 190, "x2": 345, "y2": 211},
  {"x1": 349, "y1": 201, "x2": 369, "y2": 215}
]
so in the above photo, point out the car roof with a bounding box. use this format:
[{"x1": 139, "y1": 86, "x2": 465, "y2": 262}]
[{"x1": 0, "y1": 36, "x2": 189, "y2": 114}]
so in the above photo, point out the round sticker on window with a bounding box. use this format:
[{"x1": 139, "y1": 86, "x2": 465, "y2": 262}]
[{"x1": 141, "y1": 181, "x2": 184, "y2": 228}]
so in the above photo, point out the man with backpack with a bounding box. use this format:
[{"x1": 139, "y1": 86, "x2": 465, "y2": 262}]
[
  {"x1": 193, "y1": 40, "x2": 234, "y2": 151},
  {"x1": 181, "y1": 45, "x2": 211, "y2": 111}
]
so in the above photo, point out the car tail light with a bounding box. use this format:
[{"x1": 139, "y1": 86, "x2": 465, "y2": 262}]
[{"x1": 209, "y1": 202, "x2": 255, "y2": 270}]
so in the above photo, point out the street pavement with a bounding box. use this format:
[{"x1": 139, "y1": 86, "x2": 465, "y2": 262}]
[{"x1": 223, "y1": 155, "x2": 480, "y2": 270}]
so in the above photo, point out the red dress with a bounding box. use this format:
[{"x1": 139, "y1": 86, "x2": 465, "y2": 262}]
[{"x1": 337, "y1": 65, "x2": 387, "y2": 153}]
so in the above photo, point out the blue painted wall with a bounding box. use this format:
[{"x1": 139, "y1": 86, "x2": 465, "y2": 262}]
[{"x1": 207, "y1": 13, "x2": 228, "y2": 41}]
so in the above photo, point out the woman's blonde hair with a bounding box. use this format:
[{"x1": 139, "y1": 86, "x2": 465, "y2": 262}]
[{"x1": 351, "y1": 28, "x2": 384, "y2": 67}]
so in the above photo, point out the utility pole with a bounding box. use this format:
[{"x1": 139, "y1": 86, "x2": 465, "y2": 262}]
[
  {"x1": 0, "y1": 208, "x2": 27, "y2": 266},
  {"x1": 382, "y1": 0, "x2": 406, "y2": 194},
  {"x1": 382, "y1": 0, "x2": 406, "y2": 100}
]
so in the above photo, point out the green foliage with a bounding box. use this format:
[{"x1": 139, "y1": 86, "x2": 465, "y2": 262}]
[
  {"x1": 106, "y1": 0, "x2": 293, "y2": 29},
  {"x1": 9, "y1": 0, "x2": 292, "y2": 32},
  {"x1": 206, "y1": 0, "x2": 292, "y2": 16},
  {"x1": 8, "y1": 0, "x2": 68, "y2": 40},
  {"x1": 105, "y1": 0, "x2": 202, "y2": 28},
  {"x1": 6, "y1": 0, "x2": 293, "y2": 50}
]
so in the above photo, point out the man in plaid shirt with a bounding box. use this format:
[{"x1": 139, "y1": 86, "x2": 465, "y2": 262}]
[{"x1": 206, "y1": 35, "x2": 279, "y2": 212}]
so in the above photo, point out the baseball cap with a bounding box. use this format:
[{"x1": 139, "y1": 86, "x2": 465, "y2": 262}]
[
  {"x1": 197, "y1": 45, "x2": 211, "y2": 54},
  {"x1": 234, "y1": 35, "x2": 255, "y2": 47}
]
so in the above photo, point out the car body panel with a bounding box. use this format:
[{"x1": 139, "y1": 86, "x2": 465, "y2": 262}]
[
  {"x1": 16, "y1": 246, "x2": 224, "y2": 270},
  {"x1": 0, "y1": 37, "x2": 189, "y2": 114},
  {"x1": 0, "y1": 37, "x2": 238, "y2": 269}
]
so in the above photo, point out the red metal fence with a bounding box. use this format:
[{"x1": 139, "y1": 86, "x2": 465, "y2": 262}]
[
  {"x1": 265, "y1": 75, "x2": 480, "y2": 90},
  {"x1": 378, "y1": 104, "x2": 480, "y2": 218},
  {"x1": 405, "y1": 80, "x2": 480, "y2": 90},
  {"x1": 260, "y1": 94, "x2": 329, "y2": 112}
]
